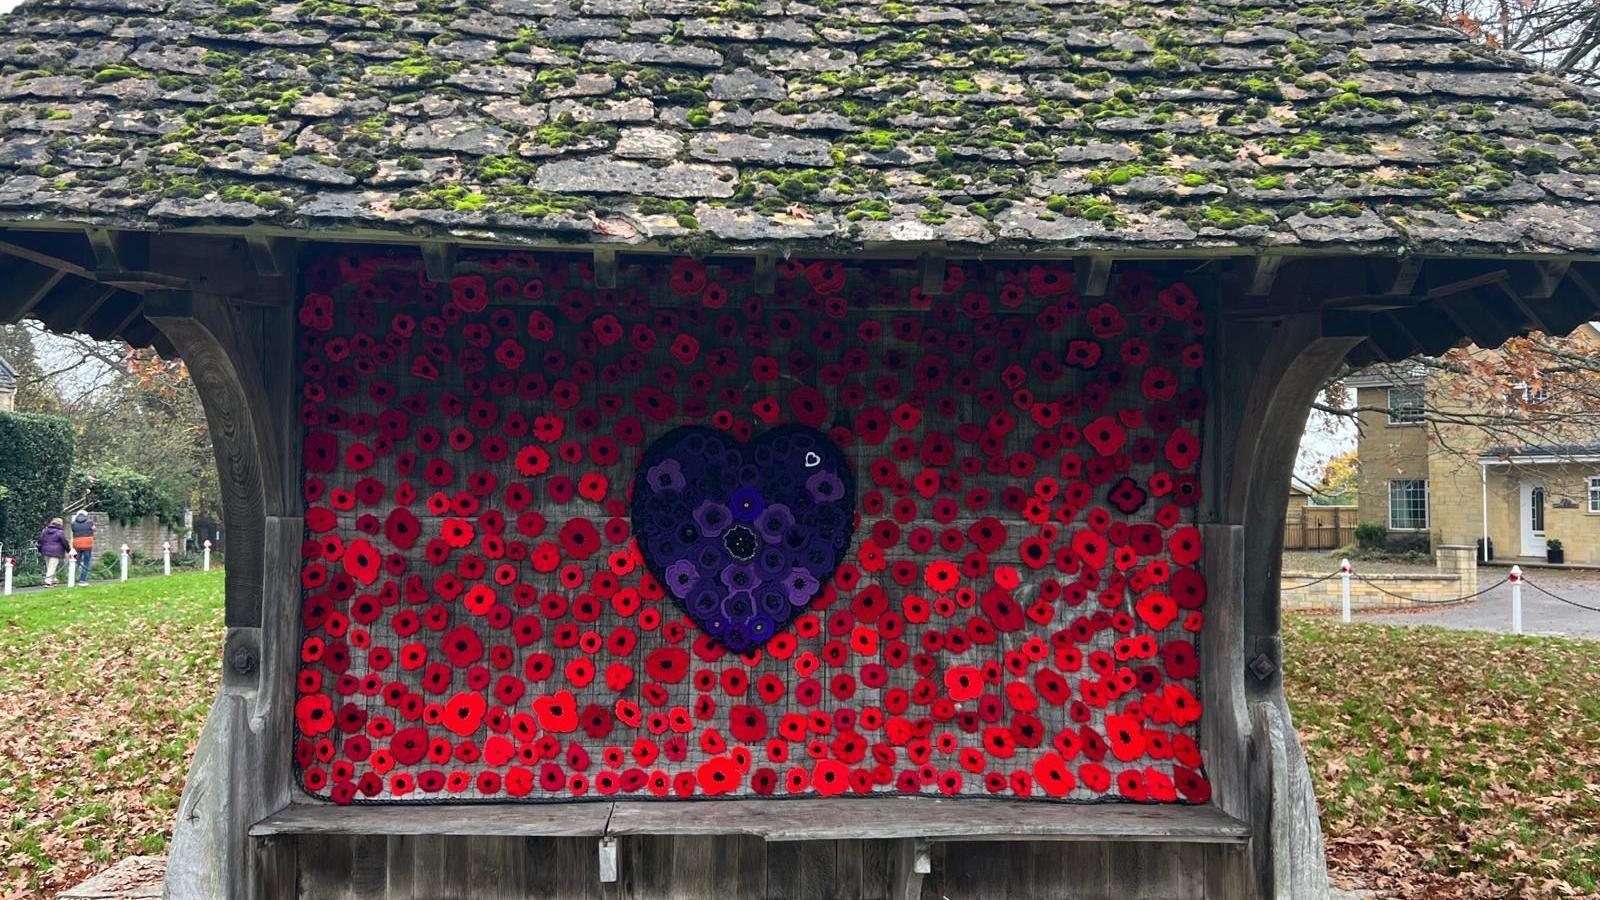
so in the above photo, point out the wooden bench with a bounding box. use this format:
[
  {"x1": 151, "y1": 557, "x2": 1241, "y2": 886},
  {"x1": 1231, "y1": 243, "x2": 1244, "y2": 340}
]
[{"x1": 252, "y1": 799, "x2": 1250, "y2": 898}]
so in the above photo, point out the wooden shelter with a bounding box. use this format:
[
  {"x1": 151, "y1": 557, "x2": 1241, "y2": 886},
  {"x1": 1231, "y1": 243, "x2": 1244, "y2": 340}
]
[{"x1": 3, "y1": 0, "x2": 1600, "y2": 896}]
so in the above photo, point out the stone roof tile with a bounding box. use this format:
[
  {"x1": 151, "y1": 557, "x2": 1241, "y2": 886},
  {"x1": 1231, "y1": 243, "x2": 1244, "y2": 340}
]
[{"x1": 0, "y1": 0, "x2": 1597, "y2": 253}]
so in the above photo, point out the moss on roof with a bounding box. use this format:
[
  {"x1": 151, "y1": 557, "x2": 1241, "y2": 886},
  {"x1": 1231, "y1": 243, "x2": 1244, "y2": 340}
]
[{"x1": 1, "y1": 0, "x2": 1600, "y2": 252}]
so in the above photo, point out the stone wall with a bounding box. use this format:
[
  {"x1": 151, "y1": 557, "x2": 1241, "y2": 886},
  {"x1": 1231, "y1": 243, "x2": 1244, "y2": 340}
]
[
  {"x1": 1282, "y1": 545, "x2": 1479, "y2": 610},
  {"x1": 87, "y1": 511, "x2": 186, "y2": 558}
]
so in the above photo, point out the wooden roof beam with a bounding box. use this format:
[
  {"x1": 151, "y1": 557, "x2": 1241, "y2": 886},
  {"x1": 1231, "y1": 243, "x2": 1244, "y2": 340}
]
[
  {"x1": 1561, "y1": 262, "x2": 1600, "y2": 314},
  {"x1": 1424, "y1": 268, "x2": 1509, "y2": 302},
  {"x1": 1375, "y1": 310, "x2": 1426, "y2": 359},
  {"x1": 0, "y1": 260, "x2": 67, "y2": 323},
  {"x1": 1361, "y1": 314, "x2": 1414, "y2": 362},
  {"x1": 79, "y1": 293, "x2": 146, "y2": 342},
  {"x1": 1487, "y1": 278, "x2": 1553, "y2": 335},
  {"x1": 38, "y1": 278, "x2": 117, "y2": 334},
  {"x1": 1389, "y1": 304, "x2": 1468, "y2": 358},
  {"x1": 1430, "y1": 294, "x2": 1509, "y2": 351},
  {"x1": 0, "y1": 232, "x2": 94, "y2": 280}
]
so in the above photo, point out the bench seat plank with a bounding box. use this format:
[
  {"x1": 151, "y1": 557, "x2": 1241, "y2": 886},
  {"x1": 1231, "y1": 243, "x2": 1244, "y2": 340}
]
[
  {"x1": 249, "y1": 803, "x2": 613, "y2": 838},
  {"x1": 251, "y1": 799, "x2": 1248, "y2": 844},
  {"x1": 607, "y1": 799, "x2": 1248, "y2": 843}
]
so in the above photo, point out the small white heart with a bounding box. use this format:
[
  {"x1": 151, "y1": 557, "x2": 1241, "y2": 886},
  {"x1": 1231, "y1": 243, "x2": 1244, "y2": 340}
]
[{"x1": 804, "y1": 451, "x2": 821, "y2": 467}]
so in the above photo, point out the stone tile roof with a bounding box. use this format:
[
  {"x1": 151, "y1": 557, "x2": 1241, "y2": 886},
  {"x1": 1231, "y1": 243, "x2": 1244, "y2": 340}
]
[
  {"x1": 0, "y1": 353, "x2": 15, "y2": 388},
  {"x1": 2, "y1": 0, "x2": 1600, "y2": 253},
  {"x1": 1481, "y1": 444, "x2": 1600, "y2": 461}
]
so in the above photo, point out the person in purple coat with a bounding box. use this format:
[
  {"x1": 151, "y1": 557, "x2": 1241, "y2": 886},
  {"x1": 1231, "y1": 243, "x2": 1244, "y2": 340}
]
[{"x1": 36, "y1": 517, "x2": 68, "y2": 586}]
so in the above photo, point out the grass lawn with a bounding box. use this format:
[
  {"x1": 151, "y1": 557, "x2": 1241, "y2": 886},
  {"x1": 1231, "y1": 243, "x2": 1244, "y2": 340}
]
[
  {"x1": 0, "y1": 573, "x2": 220, "y2": 898},
  {"x1": 1287, "y1": 615, "x2": 1600, "y2": 898},
  {"x1": 2, "y1": 572, "x2": 1597, "y2": 898}
]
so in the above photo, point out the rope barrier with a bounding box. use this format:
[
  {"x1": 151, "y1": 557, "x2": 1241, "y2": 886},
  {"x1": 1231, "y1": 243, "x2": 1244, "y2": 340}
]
[
  {"x1": 1520, "y1": 576, "x2": 1600, "y2": 614},
  {"x1": 1352, "y1": 574, "x2": 1509, "y2": 607}
]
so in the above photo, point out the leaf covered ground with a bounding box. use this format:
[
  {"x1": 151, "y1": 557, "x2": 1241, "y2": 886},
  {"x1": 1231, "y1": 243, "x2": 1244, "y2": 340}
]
[
  {"x1": 0, "y1": 574, "x2": 220, "y2": 899},
  {"x1": 1287, "y1": 615, "x2": 1600, "y2": 898},
  {"x1": 2, "y1": 574, "x2": 1597, "y2": 898}
]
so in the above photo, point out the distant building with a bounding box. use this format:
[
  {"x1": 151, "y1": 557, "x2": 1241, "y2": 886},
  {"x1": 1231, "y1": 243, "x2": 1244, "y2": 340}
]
[
  {"x1": 1349, "y1": 326, "x2": 1600, "y2": 564},
  {"x1": 1286, "y1": 482, "x2": 1312, "y2": 517},
  {"x1": 0, "y1": 353, "x2": 16, "y2": 413}
]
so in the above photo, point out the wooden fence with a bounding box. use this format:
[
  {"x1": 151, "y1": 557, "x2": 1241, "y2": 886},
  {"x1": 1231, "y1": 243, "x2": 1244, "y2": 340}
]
[{"x1": 1283, "y1": 504, "x2": 1357, "y2": 551}]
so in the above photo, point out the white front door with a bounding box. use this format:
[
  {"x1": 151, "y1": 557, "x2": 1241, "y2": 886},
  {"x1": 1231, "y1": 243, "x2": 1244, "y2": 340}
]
[{"x1": 1520, "y1": 480, "x2": 1547, "y2": 557}]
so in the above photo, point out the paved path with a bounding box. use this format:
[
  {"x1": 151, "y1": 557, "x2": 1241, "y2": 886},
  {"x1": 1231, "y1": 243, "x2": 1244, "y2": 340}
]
[
  {"x1": 1360, "y1": 566, "x2": 1600, "y2": 639},
  {"x1": 2, "y1": 570, "x2": 200, "y2": 597}
]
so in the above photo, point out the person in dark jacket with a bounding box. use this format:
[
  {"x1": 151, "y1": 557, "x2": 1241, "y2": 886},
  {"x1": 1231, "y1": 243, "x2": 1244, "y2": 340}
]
[
  {"x1": 70, "y1": 510, "x2": 95, "y2": 583},
  {"x1": 37, "y1": 517, "x2": 68, "y2": 586}
]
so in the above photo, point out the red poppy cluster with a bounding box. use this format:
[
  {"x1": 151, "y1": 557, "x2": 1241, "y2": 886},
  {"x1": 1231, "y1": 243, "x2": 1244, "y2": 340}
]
[{"x1": 294, "y1": 251, "x2": 1211, "y2": 805}]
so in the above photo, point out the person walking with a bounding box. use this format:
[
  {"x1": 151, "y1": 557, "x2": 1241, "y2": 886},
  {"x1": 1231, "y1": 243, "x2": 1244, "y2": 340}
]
[
  {"x1": 37, "y1": 517, "x2": 68, "y2": 586},
  {"x1": 70, "y1": 510, "x2": 95, "y2": 583}
]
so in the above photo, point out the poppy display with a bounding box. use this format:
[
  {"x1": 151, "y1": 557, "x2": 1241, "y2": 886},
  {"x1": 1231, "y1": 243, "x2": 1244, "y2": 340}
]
[{"x1": 294, "y1": 252, "x2": 1210, "y2": 805}]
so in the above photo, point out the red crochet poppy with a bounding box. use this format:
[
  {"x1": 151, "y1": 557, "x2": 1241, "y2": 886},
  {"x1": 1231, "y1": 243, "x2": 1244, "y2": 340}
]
[{"x1": 292, "y1": 252, "x2": 1210, "y2": 806}]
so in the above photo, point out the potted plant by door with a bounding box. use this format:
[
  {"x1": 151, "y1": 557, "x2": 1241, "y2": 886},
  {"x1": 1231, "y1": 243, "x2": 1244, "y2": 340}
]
[{"x1": 1546, "y1": 538, "x2": 1564, "y2": 564}]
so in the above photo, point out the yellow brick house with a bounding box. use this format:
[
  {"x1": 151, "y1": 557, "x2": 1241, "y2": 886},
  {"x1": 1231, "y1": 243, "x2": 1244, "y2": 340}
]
[{"x1": 1349, "y1": 327, "x2": 1600, "y2": 565}]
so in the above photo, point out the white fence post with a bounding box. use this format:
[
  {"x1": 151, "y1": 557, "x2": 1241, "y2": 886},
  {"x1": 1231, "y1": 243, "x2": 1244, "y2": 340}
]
[
  {"x1": 1339, "y1": 557, "x2": 1352, "y2": 624},
  {"x1": 66, "y1": 549, "x2": 77, "y2": 588},
  {"x1": 3, "y1": 557, "x2": 11, "y2": 596},
  {"x1": 1510, "y1": 565, "x2": 1523, "y2": 635},
  {"x1": 163, "y1": 541, "x2": 172, "y2": 576},
  {"x1": 203, "y1": 539, "x2": 212, "y2": 572},
  {"x1": 120, "y1": 544, "x2": 130, "y2": 582}
]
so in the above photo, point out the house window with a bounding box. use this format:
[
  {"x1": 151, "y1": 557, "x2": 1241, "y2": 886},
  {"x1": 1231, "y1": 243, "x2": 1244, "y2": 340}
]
[
  {"x1": 1513, "y1": 381, "x2": 1551, "y2": 406},
  {"x1": 1387, "y1": 385, "x2": 1424, "y2": 425},
  {"x1": 1589, "y1": 476, "x2": 1600, "y2": 514},
  {"x1": 1389, "y1": 479, "x2": 1429, "y2": 530}
]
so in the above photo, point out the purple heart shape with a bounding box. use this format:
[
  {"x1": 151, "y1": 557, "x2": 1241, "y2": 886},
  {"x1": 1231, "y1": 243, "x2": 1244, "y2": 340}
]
[{"x1": 631, "y1": 425, "x2": 857, "y2": 652}]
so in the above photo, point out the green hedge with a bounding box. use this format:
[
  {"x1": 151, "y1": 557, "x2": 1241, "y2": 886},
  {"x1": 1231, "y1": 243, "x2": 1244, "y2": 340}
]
[
  {"x1": 71, "y1": 466, "x2": 184, "y2": 526},
  {"x1": 0, "y1": 412, "x2": 74, "y2": 558}
]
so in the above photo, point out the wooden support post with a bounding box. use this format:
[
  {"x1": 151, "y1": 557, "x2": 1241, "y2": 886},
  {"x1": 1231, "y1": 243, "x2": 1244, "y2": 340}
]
[
  {"x1": 85, "y1": 226, "x2": 123, "y2": 274},
  {"x1": 753, "y1": 252, "x2": 777, "y2": 295},
  {"x1": 593, "y1": 248, "x2": 618, "y2": 290},
  {"x1": 421, "y1": 242, "x2": 456, "y2": 283},
  {"x1": 246, "y1": 235, "x2": 290, "y2": 278},
  {"x1": 1077, "y1": 255, "x2": 1112, "y2": 299},
  {"x1": 1386, "y1": 255, "x2": 1423, "y2": 297},
  {"x1": 919, "y1": 251, "x2": 946, "y2": 296},
  {"x1": 892, "y1": 837, "x2": 930, "y2": 900},
  {"x1": 1246, "y1": 255, "x2": 1283, "y2": 298},
  {"x1": 1529, "y1": 260, "x2": 1570, "y2": 300}
]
